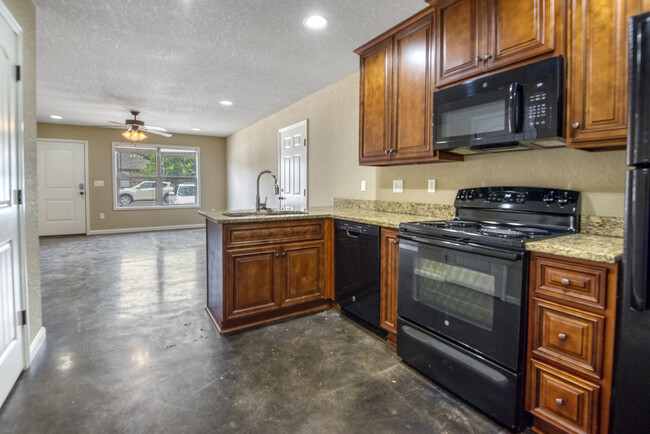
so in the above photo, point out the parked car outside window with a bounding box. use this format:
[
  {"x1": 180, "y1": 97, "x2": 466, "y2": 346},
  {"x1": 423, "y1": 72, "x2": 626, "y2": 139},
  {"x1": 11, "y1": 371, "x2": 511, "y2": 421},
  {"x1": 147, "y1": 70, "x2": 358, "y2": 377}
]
[
  {"x1": 119, "y1": 181, "x2": 175, "y2": 206},
  {"x1": 174, "y1": 182, "x2": 196, "y2": 205}
]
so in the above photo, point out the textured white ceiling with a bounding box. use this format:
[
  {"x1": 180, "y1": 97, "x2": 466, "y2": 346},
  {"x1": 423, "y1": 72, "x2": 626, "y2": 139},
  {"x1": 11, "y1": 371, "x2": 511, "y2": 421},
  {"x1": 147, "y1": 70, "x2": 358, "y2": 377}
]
[{"x1": 35, "y1": 0, "x2": 428, "y2": 137}]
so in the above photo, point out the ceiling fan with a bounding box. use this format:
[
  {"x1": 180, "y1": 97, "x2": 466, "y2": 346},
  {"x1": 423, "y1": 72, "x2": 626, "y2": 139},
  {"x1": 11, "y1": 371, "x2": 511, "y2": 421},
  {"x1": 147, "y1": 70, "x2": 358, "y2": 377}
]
[{"x1": 108, "y1": 110, "x2": 172, "y2": 141}]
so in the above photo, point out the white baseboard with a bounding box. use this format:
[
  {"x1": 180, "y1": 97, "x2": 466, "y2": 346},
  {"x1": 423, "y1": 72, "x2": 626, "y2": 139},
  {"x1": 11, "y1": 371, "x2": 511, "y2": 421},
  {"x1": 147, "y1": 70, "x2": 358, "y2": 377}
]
[
  {"x1": 87, "y1": 223, "x2": 204, "y2": 236},
  {"x1": 29, "y1": 327, "x2": 46, "y2": 364}
]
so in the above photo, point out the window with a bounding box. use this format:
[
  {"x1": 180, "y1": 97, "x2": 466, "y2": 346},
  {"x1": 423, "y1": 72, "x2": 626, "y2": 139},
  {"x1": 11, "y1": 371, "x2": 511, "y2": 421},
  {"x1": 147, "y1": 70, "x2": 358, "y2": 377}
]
[{"x1": 113, "y1": 143, "x2": 200, "y2": 209}]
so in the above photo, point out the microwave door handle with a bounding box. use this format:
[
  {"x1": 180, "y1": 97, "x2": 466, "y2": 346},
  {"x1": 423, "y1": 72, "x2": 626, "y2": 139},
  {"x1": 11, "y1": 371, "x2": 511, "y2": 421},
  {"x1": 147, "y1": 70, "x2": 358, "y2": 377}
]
[{"x1": 508, "y1": 82, "x2": 522, "y2": 134}]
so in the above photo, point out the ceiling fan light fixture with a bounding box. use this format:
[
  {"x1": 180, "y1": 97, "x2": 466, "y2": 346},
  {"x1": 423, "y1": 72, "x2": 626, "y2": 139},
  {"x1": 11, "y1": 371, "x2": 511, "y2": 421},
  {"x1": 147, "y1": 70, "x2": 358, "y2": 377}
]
[{"x1": 122, "y1": 130, "x2": 146, "y2": 141}]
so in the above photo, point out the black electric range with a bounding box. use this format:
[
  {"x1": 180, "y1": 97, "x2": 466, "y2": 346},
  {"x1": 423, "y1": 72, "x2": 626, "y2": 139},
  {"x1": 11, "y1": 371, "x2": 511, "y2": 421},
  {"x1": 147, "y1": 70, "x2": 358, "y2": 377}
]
[{"x1": 396, "y1": 186, "x2": 579, "y2": 431}]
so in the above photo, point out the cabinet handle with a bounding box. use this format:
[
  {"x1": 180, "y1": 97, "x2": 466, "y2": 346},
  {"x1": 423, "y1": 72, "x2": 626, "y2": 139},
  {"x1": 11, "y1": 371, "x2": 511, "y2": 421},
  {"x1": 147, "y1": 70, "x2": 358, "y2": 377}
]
[
  {"x1": 475, "y1": 56, "x2": 483, "y2": 63},
  {"x1": 484, "y1": 53, "x2": 492, "y2": 60},
  {"x1": 558, "y1": 333, "x2": 567, "y2": 341},
  {"x1": 275, "y1": 253, "x2": 279, "y2": 258},
  {"x1": 572, "y1": 122, "x2": 580, "y2": 129},
  {"x1": 392, "y1": 239, "x2": 399, "y2": 245},
  {"x1": 555, "y1": 398, "x2": 565, "y2": 406},
  {"x1": 282, "y1": 251, "x2": 286, "y2": 257},
  {"x1": 561, "y1": 278, "x2": 570, "y2": 286}
]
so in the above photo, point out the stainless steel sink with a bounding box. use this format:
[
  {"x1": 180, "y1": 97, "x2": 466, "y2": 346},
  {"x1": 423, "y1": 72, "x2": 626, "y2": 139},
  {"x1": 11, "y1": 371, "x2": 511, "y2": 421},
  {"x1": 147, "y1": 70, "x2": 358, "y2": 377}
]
[{"x1": 222, "y1": 210, "x2": 309, "y2": 217}]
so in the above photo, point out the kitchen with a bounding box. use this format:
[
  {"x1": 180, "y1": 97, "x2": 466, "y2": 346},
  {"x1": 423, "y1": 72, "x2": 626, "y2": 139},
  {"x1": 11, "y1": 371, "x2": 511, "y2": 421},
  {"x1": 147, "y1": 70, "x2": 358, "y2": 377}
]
[{"x1": 0, "y1": 0, "x2": 648, "y2": 433}]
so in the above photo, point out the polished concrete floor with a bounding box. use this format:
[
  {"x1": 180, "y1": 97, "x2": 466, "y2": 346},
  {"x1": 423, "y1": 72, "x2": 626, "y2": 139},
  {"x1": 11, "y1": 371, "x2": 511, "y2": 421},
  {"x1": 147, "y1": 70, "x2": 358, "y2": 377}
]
[{"x1": 0, "y1": 229, "x2": 516, "y2": 433}]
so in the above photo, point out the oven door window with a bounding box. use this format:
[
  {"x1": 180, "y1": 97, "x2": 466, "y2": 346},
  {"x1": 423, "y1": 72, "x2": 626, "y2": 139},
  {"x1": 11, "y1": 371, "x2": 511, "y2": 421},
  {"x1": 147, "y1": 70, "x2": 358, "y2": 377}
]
[{"x1": 414, "y1": 257, "x2": 496, "y2": 331}]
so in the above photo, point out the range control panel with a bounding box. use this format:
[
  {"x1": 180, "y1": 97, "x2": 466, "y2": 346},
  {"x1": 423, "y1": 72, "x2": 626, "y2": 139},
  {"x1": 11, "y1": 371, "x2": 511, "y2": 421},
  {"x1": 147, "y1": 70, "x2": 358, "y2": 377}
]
[{"x1": 454, "y1": 187, "x2": 580, "y2": 214}]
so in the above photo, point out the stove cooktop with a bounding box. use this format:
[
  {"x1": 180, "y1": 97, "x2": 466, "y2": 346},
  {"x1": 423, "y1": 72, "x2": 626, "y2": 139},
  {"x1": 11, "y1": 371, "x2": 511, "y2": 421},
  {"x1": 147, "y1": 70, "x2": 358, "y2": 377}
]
[{"x1": 400, "y1": 219, "x2": 573, "y2": 249}]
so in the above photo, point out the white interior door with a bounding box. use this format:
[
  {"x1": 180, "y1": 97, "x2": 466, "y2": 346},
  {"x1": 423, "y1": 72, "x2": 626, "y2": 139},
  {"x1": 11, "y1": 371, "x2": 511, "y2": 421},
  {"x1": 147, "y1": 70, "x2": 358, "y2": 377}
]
[
  {"x1": 0, "y1": 5, "x2": 24, "y2": 408},
  {"x1": 37, "y1": 140, "x2": 86, "y2": 235},
  {"x1": 278, "y1": 120, "x2": 307, "y2": 210}
]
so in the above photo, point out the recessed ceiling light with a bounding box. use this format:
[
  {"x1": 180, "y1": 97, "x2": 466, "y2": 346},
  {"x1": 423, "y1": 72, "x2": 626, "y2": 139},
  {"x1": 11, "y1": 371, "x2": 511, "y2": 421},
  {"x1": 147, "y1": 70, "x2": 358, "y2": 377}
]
[
  {"x1": 303, "y1": 15, "x2": 327, "y2": 30},
  {"x1": 50, "y1": 115, "x2": 63, "y2": 120},
  {"x1": 219, "y1": 100, "x2": 233, "y2": 106},
  {"x1": 192, "y1": 128, "x2": 201, "y2": 131}
]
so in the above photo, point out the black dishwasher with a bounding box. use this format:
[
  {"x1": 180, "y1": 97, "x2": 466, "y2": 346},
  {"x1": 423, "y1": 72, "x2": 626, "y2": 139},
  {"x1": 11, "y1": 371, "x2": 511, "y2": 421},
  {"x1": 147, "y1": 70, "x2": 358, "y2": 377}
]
[{"x1": 334, "y1": 220, "x2": 382, "y2": 331}]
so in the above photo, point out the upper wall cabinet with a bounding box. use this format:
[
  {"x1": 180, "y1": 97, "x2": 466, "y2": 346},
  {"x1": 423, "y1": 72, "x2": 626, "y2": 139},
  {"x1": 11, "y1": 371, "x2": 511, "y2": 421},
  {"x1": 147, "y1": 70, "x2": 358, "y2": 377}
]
[
  {"x1": 566, "y1": 0, "x2": 639, "y2": 150},
  {"x1": 355, "y1": 9, "x2": 463, "y2": 166},
  {"x1": 435, "y1": 0, "x2": 564, "y2": 87}
]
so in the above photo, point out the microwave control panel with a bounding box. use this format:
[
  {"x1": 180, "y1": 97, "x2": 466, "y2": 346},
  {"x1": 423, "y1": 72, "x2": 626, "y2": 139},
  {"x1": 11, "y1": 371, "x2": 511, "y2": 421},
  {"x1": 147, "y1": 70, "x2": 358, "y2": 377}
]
[{"x1": 525, "y1": 79, "x2": 552, "y2": 129}]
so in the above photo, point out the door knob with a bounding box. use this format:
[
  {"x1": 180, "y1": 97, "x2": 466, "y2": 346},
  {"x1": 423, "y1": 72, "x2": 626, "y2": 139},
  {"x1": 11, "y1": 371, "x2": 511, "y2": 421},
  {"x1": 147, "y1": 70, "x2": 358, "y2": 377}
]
[
  {"x1": 79, "y1": 192, "x2": 84, "y2": 195},
  {"x1": 572, "y1": 122, "x2": 580, "y2": 129},
  {"x1": 484, "y1": 53, "x2": 492, "y2": 60},
  {"x1": 282, "y1": 252, "x2": 286, "y2": 257},
  {"x1": 475, "y1": 56, "x2": 483, "y2": 63},
  {"x1": 275, "y1": 253, "x2": 279, "y2": 258}
]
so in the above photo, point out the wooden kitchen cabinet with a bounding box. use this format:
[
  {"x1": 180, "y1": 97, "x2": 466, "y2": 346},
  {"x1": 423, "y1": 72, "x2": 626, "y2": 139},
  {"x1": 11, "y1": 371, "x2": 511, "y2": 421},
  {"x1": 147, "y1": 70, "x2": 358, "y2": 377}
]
[
  {"x1": 566, "y1": 0, "x2": 631, "y2": 150},
  {"x1": 434, "y1": 0, "x2": 564, "y2": 87},
  {"x1": 206, "y1": 219, "x2": 331, "y2": 333},
  {"x1": 380, "y1": 228, "x2": 399, "y2": 345},
  {"x1": 526, "y1": 252, "x2": 618, "y2": 434},
  {"x1": 356, "y1": 8, "x2": 463, "y2": 166}
]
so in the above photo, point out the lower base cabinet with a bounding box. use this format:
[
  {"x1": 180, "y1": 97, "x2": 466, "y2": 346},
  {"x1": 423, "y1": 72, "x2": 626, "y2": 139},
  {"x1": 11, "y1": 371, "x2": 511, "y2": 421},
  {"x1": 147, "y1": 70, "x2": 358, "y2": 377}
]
[
  {"x1": 526, "y1": 253, "x2": 618, "y2": 434},
  {"x1": 207, "y1": 218, "x2": 332, "y2": 333},
  {"x1": 380, "y1": 228, "x2": 399, "y2": 344}
]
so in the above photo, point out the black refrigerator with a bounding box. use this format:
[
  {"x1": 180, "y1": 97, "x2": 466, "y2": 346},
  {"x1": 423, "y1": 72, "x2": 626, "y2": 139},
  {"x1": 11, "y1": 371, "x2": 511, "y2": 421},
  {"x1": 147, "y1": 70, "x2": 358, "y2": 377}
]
[{"x1": 611, "y1": 11, "x2": 650, "y2": 433}]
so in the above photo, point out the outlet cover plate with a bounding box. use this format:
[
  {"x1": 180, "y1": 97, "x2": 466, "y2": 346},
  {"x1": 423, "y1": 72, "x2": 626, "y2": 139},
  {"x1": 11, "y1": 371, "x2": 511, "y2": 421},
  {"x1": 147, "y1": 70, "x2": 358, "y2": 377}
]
[
  {"x1": 393, "y1": 180, "x2": 403, "y2": 193},
  {"x1": 361, "y1": 180, "x2": 367, "y2": 192},
  {"x1": 428, "y1": 179, "x2": 436, "y2": 193}
]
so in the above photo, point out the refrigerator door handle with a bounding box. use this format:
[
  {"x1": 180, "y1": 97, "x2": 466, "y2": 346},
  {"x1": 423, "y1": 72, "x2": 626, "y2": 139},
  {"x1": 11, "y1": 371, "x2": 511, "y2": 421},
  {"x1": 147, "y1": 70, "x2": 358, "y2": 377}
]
[{"x1": 625, "y1": 169, "x2": 650, "y2": 311}]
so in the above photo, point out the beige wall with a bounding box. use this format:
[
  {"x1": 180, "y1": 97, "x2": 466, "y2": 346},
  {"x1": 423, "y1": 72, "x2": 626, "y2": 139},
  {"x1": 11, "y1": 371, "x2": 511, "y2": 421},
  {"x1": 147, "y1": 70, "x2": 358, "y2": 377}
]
[
  {"x1": 227, "y1": 72, "x2": 627, "y2": 218},
  {"x1": 5, "y1": 0, "x2": 41, "y2": 344},
  {"x1": 37, "y1": 123, "x2": 227, "y2": 232}
]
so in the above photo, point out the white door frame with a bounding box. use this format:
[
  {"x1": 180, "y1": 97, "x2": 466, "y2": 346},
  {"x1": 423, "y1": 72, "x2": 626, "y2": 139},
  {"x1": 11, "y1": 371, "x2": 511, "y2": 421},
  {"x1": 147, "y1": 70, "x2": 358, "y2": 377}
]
[
  {"x1": 0, "y1": 0, "x2": 29, "y2": 368},
  {"x1": 278, "y1": 119, "x2": 308, "y2": 209},
  {"x1": 37, "y1": 138, "x2": 90, "y2": 235}
]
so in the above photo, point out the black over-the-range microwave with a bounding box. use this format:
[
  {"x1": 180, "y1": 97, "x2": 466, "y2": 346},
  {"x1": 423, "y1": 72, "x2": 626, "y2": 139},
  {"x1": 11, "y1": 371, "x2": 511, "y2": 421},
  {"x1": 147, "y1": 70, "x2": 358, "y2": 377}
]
[{"x1": 433, "y1": 57, "x2": 565, "y2": 155}]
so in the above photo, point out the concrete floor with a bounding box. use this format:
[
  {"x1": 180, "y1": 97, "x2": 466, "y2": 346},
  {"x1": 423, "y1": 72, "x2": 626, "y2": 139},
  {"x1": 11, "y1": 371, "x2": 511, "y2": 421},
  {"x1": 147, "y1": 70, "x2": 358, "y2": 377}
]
[{"x1": 0, "y1": 229, "x2": 515, "y2": 433}]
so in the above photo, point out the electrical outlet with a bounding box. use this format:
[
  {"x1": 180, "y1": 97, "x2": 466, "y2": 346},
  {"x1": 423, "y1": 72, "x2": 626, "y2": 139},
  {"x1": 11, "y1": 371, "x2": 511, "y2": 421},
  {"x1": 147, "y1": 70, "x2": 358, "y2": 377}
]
[
  {"x1": 393, "y1": 180, "x2": 403, "y2": 193},
  {"x1": 361, "y1": 180, "x2": 367, "y2": 192},
  {"x1": 428, "y1": 179, "x2": 436, "y2": 193},
  {"x1": 99, "y1": 213, "x2": 105, "y2": 219},
  {"x1": 94, "y1": 180, "x2": 104, "y2": 187}
]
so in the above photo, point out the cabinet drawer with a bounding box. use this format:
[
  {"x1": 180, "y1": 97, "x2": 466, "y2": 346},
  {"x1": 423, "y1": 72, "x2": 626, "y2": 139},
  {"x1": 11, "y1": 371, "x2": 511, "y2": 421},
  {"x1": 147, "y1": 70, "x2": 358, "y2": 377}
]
[
  {"x1": 529, "y1": 361, "x2": 600, "y2": 434},
  {"x1": 225, "y1": 219, "x2": 325, "y2": 248},
  {"x1": 531, "y1": 299, "x2": 605, "y2": 380},
  {"x1": 534, "y1": 257, "x2": 608, "y2": 310}
]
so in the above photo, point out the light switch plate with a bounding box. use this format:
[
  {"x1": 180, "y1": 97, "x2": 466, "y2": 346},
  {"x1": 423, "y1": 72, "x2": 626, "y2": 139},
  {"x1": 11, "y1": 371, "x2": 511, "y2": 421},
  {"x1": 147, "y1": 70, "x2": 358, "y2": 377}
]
[
  {"x1": 393, "y1": 179, "x2": 403, "y2": 193},
  {"x1": 94, "y1": 180, "x2": 104, "y2": 187},
  {"x1": 361, "y1": 180, "x2": 367, "y2": 192},
  {"x1": 428, "y1": 179, "x2": 436, "y2": 193},
  {"x1": 99, "y1": 213, "x2": 105, "y2": 219}
]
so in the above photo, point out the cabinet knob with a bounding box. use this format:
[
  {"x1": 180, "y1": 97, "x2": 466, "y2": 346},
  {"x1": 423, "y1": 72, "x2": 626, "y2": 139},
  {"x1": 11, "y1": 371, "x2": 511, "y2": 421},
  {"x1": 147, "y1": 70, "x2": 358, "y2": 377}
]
[
  {"x1": 484, "y1": 53, "x2": 492, "y2": 60},
  {"x1": 555, "y1": 398, "x2": 565, "y2": 406},
  {"x1": 572, "y1": 122, "x2": 580, "y2": 129},
  {"x1": 275, "y1": 253, "x2": 279, "y2": 258},
  {"x1": 558, "y1": 333, "x2": 567, "y2": 341},
  {"x1": 282, "y1": 251, "x2": 286, "y2": 257},
  {"x1": 392, "y1": 239, "x2": 399, "y2": 245},
  {"x1": 384, "y1": 149, "x2": 390, "y2": 154},
  {"x1": 475, "y1": 56, "x2": 483, "y2": 63},
  {"x1": 561, "y1": 278, "x2": 570, "y2": 286}
]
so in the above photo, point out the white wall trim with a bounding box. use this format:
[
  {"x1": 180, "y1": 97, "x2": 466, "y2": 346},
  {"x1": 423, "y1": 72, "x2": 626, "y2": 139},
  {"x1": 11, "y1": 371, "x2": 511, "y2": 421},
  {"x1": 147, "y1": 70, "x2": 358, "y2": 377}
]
[
  {"x1": 28, "y1": 327, "x2": 46, "y2": 364},
  {"x1": 87, "y1": 223, "x2": 204, "y2": 236},
  {"x1": 37, "y1": 138, "x2": 91, "y2": 235}
]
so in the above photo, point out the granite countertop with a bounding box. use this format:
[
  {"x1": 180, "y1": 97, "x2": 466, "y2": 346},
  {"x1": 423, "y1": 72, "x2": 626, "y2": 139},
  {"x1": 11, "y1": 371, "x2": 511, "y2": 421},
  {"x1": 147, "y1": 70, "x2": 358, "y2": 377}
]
[
  {"x1": 198, "y1": 206, "x2": 428, "y2": 229},
  {"x1": 199, "y1": 206, "x2": 624, "y2": 263},
  {"x1": 525, "y1": 234, "x2": 624, "y2": 263}
]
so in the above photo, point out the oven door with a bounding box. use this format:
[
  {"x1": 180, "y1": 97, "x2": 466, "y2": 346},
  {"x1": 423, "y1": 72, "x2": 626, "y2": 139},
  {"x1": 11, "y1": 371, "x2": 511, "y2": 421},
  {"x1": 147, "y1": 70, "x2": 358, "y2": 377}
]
[{"x1": 397, "y1": 234, "x2": 527, "y2": 370}]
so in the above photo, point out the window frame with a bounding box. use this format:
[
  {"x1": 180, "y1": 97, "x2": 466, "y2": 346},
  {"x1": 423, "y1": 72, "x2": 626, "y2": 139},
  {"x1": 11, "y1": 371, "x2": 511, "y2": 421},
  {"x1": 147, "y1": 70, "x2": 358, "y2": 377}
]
[{"x1": 112, "y1": 142, "x2": 201, "y2": 211}]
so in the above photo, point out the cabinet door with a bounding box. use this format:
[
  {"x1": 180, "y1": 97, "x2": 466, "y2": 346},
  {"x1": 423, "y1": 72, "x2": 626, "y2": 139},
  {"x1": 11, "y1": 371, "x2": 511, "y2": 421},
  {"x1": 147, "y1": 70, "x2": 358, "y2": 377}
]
[
  {"x1": 486, "y1": 0, "x2": 561, "y2": 70},
  {"x1": 436, "y1": 0, "x2": 486, "y2": 87},
  {"x1": 380, "y1": 228, "x2": 399, "y2": 344},
  {"x1": 224, "y1": 246, "x2": 280, "y2": 320},
  {"x1": 567, "y1": 0, "x2": 628, "y2": 149},
  {"x1": 392, "y1": 15, "x2": 435, "y2": 161},
  {"x1": 359, "y1": 38, "x2": 393, "y2": 164},
  {"x1": 280, "y1": 241, "x2": 325, "y2": 307}
]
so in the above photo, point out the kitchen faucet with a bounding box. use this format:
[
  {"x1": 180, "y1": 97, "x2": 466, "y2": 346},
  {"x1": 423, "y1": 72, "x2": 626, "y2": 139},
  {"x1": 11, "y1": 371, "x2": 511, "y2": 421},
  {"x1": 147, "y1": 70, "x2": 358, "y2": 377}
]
[{"x1": 256, "y1": 170, "x2": 280, "y2": 211}]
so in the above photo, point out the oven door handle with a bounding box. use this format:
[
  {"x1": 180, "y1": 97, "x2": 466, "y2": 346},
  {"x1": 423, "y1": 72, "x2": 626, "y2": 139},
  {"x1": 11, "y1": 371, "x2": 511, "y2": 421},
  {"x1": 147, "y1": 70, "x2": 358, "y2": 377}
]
[{"x1": 398, "y1": 233, "x2": 522, "y2": 261}]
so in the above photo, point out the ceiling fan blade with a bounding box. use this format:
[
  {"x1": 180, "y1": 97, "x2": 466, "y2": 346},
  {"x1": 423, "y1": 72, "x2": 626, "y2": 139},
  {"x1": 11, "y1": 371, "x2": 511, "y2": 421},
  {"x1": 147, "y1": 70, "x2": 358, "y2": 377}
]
[
  {"x1": 143, "y1": 126, "x2": 167, "y2": 132},
  {"x1": 146, "y1": 130, "x2": 172, "y2": 137},
  {"x1": 108, "y1": 121, "x2": 127, "y2": 126}
]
